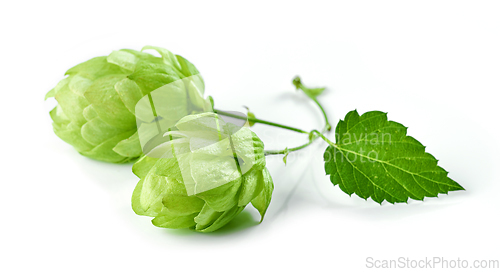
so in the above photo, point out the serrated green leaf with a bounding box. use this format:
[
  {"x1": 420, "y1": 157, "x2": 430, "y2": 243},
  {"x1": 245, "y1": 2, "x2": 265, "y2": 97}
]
[{"x1": 324, "y1": 110, "x2": 464, "y2": 204}]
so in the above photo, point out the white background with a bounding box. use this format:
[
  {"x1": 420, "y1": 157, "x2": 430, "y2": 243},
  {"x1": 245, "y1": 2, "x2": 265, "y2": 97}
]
[{"x1": 2, "y1": 1, "x2": 499, "y2": 271}]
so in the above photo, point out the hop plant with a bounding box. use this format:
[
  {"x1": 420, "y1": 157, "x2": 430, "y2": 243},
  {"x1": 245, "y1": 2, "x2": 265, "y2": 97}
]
[
  {"x1": 45, "y1": 46, "x2": 207, "y2": 163},
  {"x1": 44, "y1": 42, "x2": 465, "y2": 234},
  {"x1": 131, "y1": 113, "x2": 274, "y2": 232}
]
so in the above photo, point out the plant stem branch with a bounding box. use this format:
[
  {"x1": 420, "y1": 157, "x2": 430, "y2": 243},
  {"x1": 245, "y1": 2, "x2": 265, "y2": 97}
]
[
  {"x1": 213, "y1": 78, "x2": 333, "y2": 158},
  {"x1": 264, "y1": 98, "x2": 331, "y2": 156},
  {"x1": 312, "y1": 97, "x2": 331, "y2": 132},
  {"x1": 213, "y1": 109, "x2": 309, "y2": 134},
  {"x1": 310, "y1": 129, "x2": 335, "y2": 146}
]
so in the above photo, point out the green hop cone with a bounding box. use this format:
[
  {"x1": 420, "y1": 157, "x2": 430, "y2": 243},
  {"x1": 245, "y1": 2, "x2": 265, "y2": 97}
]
[
  {"x1": 131, "y1": 113, "x2": 274, "y2": 232},
  {"x1": 45, "y1": 46, "x2": 208, "y2": 163}
]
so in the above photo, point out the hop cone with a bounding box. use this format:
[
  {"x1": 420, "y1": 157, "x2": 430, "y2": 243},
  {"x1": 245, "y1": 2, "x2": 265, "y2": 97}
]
[
  {"x1": 131, "y1": 113, "x2": 274, "y2": 232},
  {"x1": 45, "y1": 46, "x2": 206, "y2": 163}
]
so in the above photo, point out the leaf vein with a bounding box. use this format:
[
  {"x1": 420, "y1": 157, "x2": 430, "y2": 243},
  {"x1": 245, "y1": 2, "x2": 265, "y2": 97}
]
[
  {"x1": 343, "y1": 114, "x2": 385, "y2": 137},
  {"x1": 335, "y1": 146, "x2": 455, "y2": 188},
  {"x1": 336, "y1": 148, "x2": 399, "y2": 201}
]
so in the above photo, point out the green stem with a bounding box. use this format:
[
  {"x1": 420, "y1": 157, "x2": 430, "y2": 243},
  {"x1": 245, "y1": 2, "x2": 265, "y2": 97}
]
[
  {"x1": 264, "y1": 98, "x2": 331, "y2": 156},
  {"x1": 213, "y1": 109, "x2": 309, "y2": 134},
  {"x1": 263, "y1": 141, "x2": 312, "y2": 155},
  {"x1": 214, "y1": 77, "x2": 332, "y2": 157},
  {"x1": 313, "y1": 97, "x2": 331, "y2": 132},
  {"x1": 310, "y1": 129, "x2": 335, "y2": 146}
]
